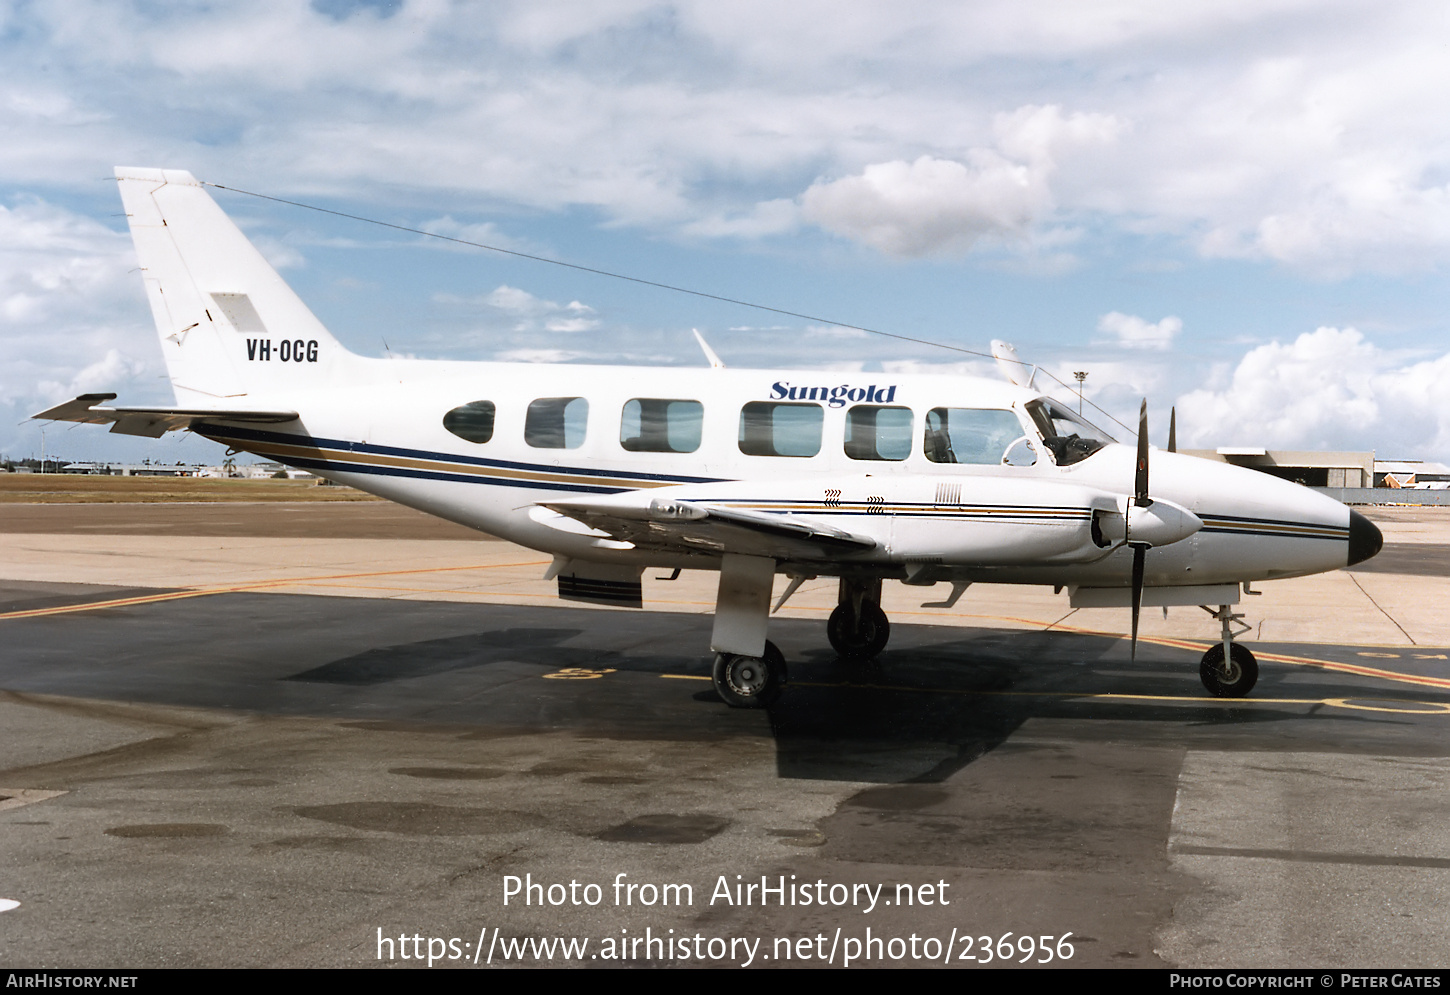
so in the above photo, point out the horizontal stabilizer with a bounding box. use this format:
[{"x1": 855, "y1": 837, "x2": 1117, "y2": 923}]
[{"x1": 32, "y1": 394, "x2": 297, "y2": 439}]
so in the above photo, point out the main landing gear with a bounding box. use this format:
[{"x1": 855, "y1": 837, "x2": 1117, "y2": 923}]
[
  {"x1": 707, "y1": 561, "x2": 897, "y2": 709},
  {"x1": 712, "y1": 641, "x2": 786, "y2": 709},
  {"x1": 708, "y1": 554, "x2": 787, "y2": 709},
  {"x1": 1199, "y1": 603, "x2": 1258, "y2": 697},
  {"x1": 827, "y1": 578, "x2": 891, "y2": 661}
]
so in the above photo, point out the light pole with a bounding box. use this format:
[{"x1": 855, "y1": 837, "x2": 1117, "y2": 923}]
[{"x1": 1073, "y1": 371, "x2": 1087, "y2": 414}]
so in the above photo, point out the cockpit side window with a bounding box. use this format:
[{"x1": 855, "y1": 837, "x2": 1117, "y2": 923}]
[
  {"x1": 1025, "y1": 399, "x2": 1116, "y2": 466},
  {"x1": 923, "y1": 407, "x2": 1030, "y2": 465},
  {"x1": 845, "y1": 405, "x2": 912, "y2": 461},
  {"x1": 738, "y1": 402, "x2": 823, "y2": 457}
]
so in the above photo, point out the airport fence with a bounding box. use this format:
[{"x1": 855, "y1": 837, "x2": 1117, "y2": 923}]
[{"x1": 1313, "y1": 487, "x2": 1450, "y2": 506}]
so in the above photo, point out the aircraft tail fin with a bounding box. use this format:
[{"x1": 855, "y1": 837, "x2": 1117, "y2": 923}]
[{"x1": 115, "y1": 167, "x2": 356, "y2": 407}]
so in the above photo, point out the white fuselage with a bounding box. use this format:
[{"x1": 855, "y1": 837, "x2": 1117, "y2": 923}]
[{"x1": 197, "y1": 355, "x2": 1356, "y2": 591}]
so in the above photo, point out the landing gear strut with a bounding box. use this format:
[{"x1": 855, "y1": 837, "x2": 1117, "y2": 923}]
[
  {"x1": 1199, "y1": 603, "x2": 1258, "y2": 697},
  {"x1": 827, "y1": 578, "x2": 890, "y2": 660},
  {"x1": 709, "y1": 554, "x2": 785, "y2": 709}
]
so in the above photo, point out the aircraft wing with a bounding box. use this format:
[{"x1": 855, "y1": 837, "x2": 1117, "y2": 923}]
[
  {"x1": 542, "y1": 494, "x2": 877, "y2": 562},
  {"x1": 32, "y1": 394, "x2": 298, "y2": 439}
]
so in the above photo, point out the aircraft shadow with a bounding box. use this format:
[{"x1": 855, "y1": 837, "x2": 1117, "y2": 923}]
[
  {"x1": 267, "y1": 611, "x2": 1411, "y2": 784},
  {"x1": 283, "y1": 627, "x2": 588, "y2": 685}
]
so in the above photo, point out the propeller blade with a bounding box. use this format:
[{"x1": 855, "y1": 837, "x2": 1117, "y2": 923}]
[
  {"x1": 1168, "y1": 406, "x2": 1177, "y2": 453},
  {"x1": 1130, "y1": 545, "x2": 1145, "y2": 659},
  {"x1": 1134, "y1": 399, "x2": 1150, "y2": 507},
  {"x1": 1131, "y1": 398, "x2": 1150, "y2": 660}
]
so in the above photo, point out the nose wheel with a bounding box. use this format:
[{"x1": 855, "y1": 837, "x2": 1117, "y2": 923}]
[
  {"x1": 828, "y1": 577, "x2": 891, "y2": 661},
  {"x1": 1199, "y1": 603, "x2": 1258, "y2": 698},
  {"x1": 827, "y1": 600, "x2": 890, "y2": 660},
  {"x1": 712, "y1": 640, "x2": 786, "y2": 708},
  {"x1": 1200, "y1": 642, "x2": 1258, "y2": 697}
]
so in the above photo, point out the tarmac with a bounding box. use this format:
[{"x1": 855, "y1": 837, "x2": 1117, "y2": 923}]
[{"x1": 2, "y1": 501, "x2": 1449, "y2": 969}]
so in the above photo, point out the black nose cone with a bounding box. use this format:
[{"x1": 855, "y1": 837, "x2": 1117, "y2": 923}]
[{"x1": 1347, "y1": 510, "x2": 1383, "y2": 566}]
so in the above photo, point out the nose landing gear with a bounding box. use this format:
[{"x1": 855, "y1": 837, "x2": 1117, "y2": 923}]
[
  {"x1": 827, "y1": 578, "x2": 890, "y2": 660},
  {"x1": 1199, "y1": 604, "x2": 1258, "y2": 697}
]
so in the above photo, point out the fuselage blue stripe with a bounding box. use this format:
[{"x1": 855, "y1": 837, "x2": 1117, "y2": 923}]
[
  {"x1": 279, "y1": 455, "x2": 631, "y2": 494},
  {"x1": 199, "y1": 423, "x2": 722, "y2": 485}
]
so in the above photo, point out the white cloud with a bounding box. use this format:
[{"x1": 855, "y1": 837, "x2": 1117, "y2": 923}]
[
  {"x1": 1098, "y1": 311, "x2": 1182, "y2": 351},
  {"x1": 799, "y1": 106, "x2": 1120, "y2": 257},
  {"x1": 431, "y1": 285, "x2": 601, "y2": 342},
  {"x1": 495, "y1": 347, "x2": 587, "y2": 363},
  {"x1": 481, "y1": 285, "x2": 598, "y2": 331},
  {"x1": 681, "y1": 199, "x2": 799, "y2": 239},
  {"x1": 5, "y1": 1, "x2": 1450, "y2": 274},
  {"x1": 35, "y1": 348, "x2": 147, "y2": 404},
  {"x1": 1176, "y1": 327, "x2": 1450, "y2": 457},
  {"x1": 5, "y1": 0, "x2": 1450, "y2": 466},
  {"x1": 805, "y1": 324, "x2": 868, "y2": 339},
  {"x1": 417, "y1": 215, "x2": 528, "y2": 253},
  {"x1": 485, "y1": 285, "x2": 542, "y2": 313},
  {"x1": 545, "y1": 316, "x2": 598, "y2": 333},
  {"x1": 801, "y1": 153, "x2": 1046, "y2": 257},
  {"x1": 0, "y1": 196, "x2": 168, "y2": 459}
]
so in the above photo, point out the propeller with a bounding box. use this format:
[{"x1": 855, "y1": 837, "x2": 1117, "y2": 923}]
[
  {"x1": 1112, "y1": 400, "x2": 1202, "y2": 658},
  {"x1": 1168, "y1": 407, "x2": 1177, "y2": 453},
  {"x1": 1130, "y1": 400, "x2": 1151, "y2": 658}
]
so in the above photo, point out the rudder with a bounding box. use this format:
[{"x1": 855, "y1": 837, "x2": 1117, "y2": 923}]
[{"x1": 115, "y1": 167, "x2": 354, "y2": 407}]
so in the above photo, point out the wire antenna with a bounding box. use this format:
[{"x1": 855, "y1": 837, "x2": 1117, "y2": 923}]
[{"x1": 202, "y1": 180, "x2": 1134, "y2": 434}]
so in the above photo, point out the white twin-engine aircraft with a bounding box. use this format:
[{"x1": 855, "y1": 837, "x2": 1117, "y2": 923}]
[{"x1": 36, "y1": 168, "x2": 1384, "y2": 707}]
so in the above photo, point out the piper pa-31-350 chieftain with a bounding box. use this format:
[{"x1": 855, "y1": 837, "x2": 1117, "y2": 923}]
[{"x1": 35, "y1": 168, "x2": 1384, "y2": 707}]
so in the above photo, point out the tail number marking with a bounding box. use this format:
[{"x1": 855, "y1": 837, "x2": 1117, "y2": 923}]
[{"x1": 247, "y1": 339, "x2": 319, "y2": 362}]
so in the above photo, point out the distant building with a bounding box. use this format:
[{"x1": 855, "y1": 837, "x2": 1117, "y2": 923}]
[
  {"x1": 1180, "y1": 448, "x2": 1374, "y2": 488},
  {"x1": 1375, "y1": 460, "x2": 1450, "y2": 489},
  {"x1": 59, "y1": 462, "x2": 204, "y2": 477}
]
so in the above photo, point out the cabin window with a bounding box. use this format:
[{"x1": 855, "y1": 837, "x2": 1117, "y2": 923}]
[
  {"x1": 525, "y1": 397, "x2": 588, "y2": 449},
  {"x1": 442, "y1": 400, "x2": 496, "y2": 444},
  {"x1": 738, "y1": 402, "x2": 823, "y2": 457},
  {"x1": 620, "y1": 399, "x2": 704, "y2": 453},
  {"x1": 845, "y1": 405, "x2": 913, "y2": 461},
  {"x1": 923, "y1": 407, "x2": 1031, "y2": 465}
]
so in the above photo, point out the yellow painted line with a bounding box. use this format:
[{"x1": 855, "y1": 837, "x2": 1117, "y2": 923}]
[
  {"x1": 892, "y1": 610, "x2": 1450, "y2": 692},
  {"x1": 0, "y1": 559, "x2": 550, "y2": 620},
  {"x1": 656, "y1": 674, "x2": 1450, "y2": 715},
  {"x1": 11, "y1": 560, "x2": 1446, "y2": 694},
  {"x1": 281, "y1": 582, "x2": 556, "y2": 596},
  {"x1": 633, "y1": 596, "x2": 1450, "y2": 691}
]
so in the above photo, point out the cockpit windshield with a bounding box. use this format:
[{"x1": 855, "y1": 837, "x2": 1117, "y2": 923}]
[{"x1": 1025, "y1": 399, "x2": 1117, "y2": 466}]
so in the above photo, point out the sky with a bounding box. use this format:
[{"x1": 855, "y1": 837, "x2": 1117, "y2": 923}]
[{"x1": 4, "y1": 0, "x2": 1450, "y2": 465}]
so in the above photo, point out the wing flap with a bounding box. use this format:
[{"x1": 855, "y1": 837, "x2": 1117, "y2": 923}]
[
  {"x1": 543, "y1": 495, "x2": 876, "y2": 562},
  {"x1": 32, "y1": 395, "x2": 298, "y2": 438}
]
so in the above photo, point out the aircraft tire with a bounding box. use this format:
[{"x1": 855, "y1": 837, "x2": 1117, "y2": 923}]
[
  {"x1": 712, "y1": 640, "x2": 786, "y2": 708},
  {"x1": 1199, "y1": 643, "x2": 1258, "y2": 698},
  {"x1": 827, "y1": 601, "x2": 890, "y2": 660}
]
